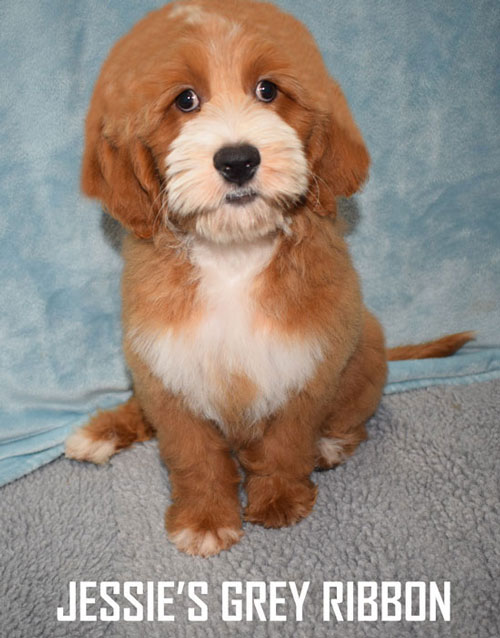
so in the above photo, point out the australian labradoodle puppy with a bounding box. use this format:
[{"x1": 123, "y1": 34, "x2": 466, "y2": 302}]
[{"x1": 66, "y1": 0, "x2": 471, "y2": 556}]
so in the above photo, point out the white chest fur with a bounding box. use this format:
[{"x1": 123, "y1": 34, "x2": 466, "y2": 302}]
[{"x1": 129, "y1": 236, "x2": 323, "y2": 429}]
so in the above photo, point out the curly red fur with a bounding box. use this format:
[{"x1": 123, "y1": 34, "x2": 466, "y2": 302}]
[{"x1": 66, "y1": 0, "x2": 472, "y2": 557}]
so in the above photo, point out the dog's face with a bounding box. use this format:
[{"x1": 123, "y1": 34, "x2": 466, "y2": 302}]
[{"x1": 82, "y1": 0, "x2": 369, "y2": 242}]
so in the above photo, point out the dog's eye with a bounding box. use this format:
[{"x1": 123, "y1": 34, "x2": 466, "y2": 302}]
[
  {"x1": 255, "y1": 80, "x2": 277, "y2": 103},
  {"x1": 175, "y1": 89, "x2": 200, "y2": 112}
]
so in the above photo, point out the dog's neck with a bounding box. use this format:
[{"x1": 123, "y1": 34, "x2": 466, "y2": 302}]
[{"x1": 187, "y1": 233, "x2": 278, "y2": 281}]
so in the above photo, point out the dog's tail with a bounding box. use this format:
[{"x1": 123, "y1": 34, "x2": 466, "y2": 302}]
[
  {"x1": 65, "y1": 396, "x2": 154, "y2": 464},
  {"x1": 386, "y1": 331, "x2": 475, "y2": 361}
]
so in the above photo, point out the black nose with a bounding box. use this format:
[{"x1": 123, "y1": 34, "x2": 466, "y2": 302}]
[{"x1": 213, "y1": 144, "x2": 261, "y2": 186}]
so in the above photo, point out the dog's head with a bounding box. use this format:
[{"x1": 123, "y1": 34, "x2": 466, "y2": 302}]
[{"x1": 82, "y1": 0, "x2": 369, "y2": 242}]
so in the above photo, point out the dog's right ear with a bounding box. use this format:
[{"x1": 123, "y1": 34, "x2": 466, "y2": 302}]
[{"x1": 81, "y1": 119, "x2": 162, "y2": 239}]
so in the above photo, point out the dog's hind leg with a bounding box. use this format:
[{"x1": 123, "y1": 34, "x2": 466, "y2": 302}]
[
  {"x1": 316, "y1": 311, "x2": 387, "y2": 470},
  {"x1": 65, "y1": 396, "x2": 154, "y2": 464},
  {"x1": 316, "y1": 323, "x2": 474, "y2": 469}
]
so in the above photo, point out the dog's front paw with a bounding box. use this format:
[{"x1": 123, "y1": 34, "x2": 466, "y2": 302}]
[
  {"x1": 166, "y1": 505, "x2": 243, "y2": 557},
  {"x1": 169, "y1": 526, "x2": 243, "y2": 557},
  {"x1": 244, "y1": 476, "x2": 317, "y2": 528},
  {"x1": 65, "y1": 429, "x2": 116, "y2": 464}
]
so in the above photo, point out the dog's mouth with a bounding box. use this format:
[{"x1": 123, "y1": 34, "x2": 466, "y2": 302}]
[{"x1": 225, "y1": 188, "x2": 258, "y2": 206}]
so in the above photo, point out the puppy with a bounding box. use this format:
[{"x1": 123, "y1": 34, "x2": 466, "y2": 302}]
[{"x1": 65, "y1": 0, "x2": 472, "y2": 556}]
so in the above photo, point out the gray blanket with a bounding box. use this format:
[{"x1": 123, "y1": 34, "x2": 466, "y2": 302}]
[{"x1": 2, "y1": 380, "x2": 499, "y2": 637}]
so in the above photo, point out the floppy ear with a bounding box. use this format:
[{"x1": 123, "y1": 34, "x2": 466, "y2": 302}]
[
  {"x1": 308, "y1": 80, "x2": 370, "y2": 216},
  {"x1": 81, "y1": 121, "x2": 162, "y2": 239}
]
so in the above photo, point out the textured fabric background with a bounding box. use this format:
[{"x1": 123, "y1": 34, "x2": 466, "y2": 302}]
[
  {"x1": 1, "y1": 0, "x2": 499, "y2": 485},
  {"x1": 2, "y1": 380, "x2": 499, "y2": 637}
]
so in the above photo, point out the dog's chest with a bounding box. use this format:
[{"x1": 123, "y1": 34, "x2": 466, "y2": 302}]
[{"x1": 130, "y1": 238, "x2": 322, "y2": 428}]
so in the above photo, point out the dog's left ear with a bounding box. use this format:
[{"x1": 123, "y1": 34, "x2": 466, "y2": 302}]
[{"x1": 307, "y1": 80, "x2": 370, "y2": 216}]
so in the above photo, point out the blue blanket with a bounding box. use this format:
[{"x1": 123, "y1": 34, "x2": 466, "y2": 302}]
[{"x1": 1, "y1": 0, "x2": 499, "y2": 486}]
